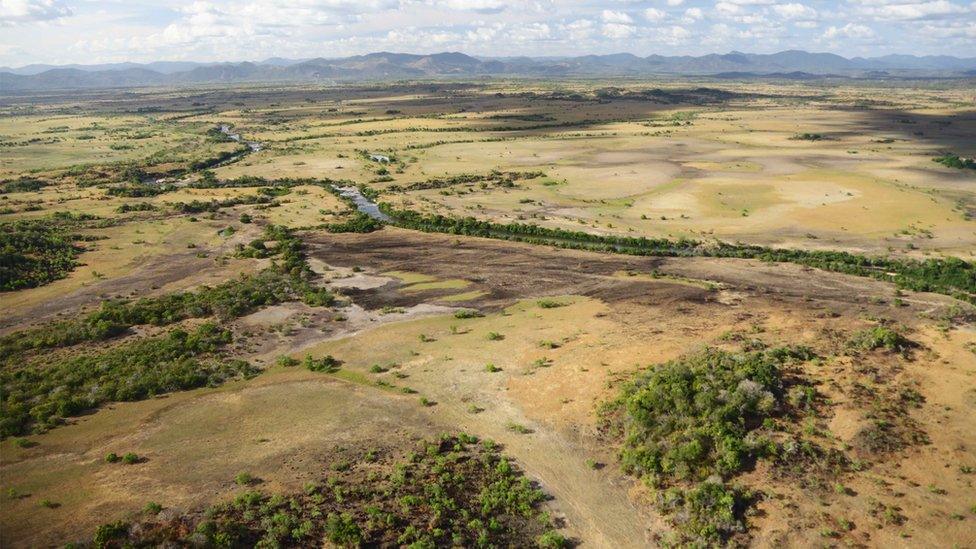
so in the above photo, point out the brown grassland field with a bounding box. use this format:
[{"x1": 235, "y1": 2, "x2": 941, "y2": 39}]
[{"x1": 1, "y1": 78, "x2": 975, "y2": 548}]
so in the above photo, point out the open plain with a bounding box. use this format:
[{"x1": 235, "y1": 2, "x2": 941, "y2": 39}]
[{"x1": 2, "y1": 79, "x2": 975, "y2": 548}]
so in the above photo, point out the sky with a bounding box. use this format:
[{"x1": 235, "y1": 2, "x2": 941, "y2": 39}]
[{"x1": 1, "y1": 0, "x2": 975, "y2": 67}]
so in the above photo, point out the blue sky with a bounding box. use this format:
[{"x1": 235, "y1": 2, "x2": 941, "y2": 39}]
[{"x1": 1, "y1": 0, "x2": 975, "y2": 66}]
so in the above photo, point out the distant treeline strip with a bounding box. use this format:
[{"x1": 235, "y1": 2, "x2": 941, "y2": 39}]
[{"x1": 379, "y1": 206, "x2": 976, "y2": 304}]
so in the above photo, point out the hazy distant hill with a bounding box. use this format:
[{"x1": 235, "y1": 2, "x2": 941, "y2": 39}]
[{"x1": 3, "y1": 50, "x2": 976, "y2": 91}]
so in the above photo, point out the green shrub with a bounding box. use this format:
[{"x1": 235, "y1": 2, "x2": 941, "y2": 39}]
[
  {"x1": 848, "y1": 326, "x2": 913, "y2": 353},
  {"x1": 536, "y1": 530, "x2": 569, "y2": 547},
  {"x1": 325, "y1": 513, "x2": 362, "y2": 545},
  {"x1": 934, "y1": 153, "x2": 976, "y2": 170},
  {"x1": 303, "y1": 354, "x2": 341, "y2": 373},
  {"x1": 93, "y1": 521, "x2": 129, "y2": 547},
  {"x1": 658, "y1": 481, "x2": 751, "y2": 546},
  {"x1": 235, "y1": 472, "x2": 254, "y2": 486},
  {"x1": 122, "y1": 452, "x2": 140, "y2": 464},
  {"x1": 277, "y1": 355, "x2": 299, "y2": 367}
]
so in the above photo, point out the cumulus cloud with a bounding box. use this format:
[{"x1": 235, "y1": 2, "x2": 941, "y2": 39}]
[
  {"x1": 858, "y1": 0, "x2": 970, "y2": 20},
  {"x1": 773, "y1": 3, "x2": 818, "y2": 20},
  {"x1": 2, "y1": 0, "x2": 975, "y2": 66},
  {"x1": 643, "y1": 7, "x2": 666, "y2": 21},
  {"x1": 601, "y1": 9, "x2": 633, "y2": 24},
  {"x1": 824, "y1": 22, "x2": 875, "y2": 38},
  {"x1": 0, "y1": 0, "x2": 71, "y2": 25},
  {"x1": 435, "y1": 0, "x2": 508, "y2": 13},
  {"x1": 683, "y1": 7, "x2": 704, "y2": 21},
  {"x1": 603, "y1": 22, "x2": 636, "y2": 38}
]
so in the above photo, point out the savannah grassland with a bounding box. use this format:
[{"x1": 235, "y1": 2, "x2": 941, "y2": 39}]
[{"x1": 1, "y1": 79, "x2": 975, "y2": 548}]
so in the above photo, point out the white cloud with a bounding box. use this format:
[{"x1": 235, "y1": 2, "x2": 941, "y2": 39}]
[
  {"x1": 437, "y1": 0, "x2": 508, "y2": 13},
  {"x1": 0, "y1": 0, "x2": 71, "y2": 25},
  {"x1": 1, "y1": 0, "x2": 975, "y2": 67},
  {"x1": 859, "y1": 0, "x2": 970, "y2": 20},
  {"x1": 658, "y1": 24, "x2": 691, "y2": 43},
  {"x1": 683, "y1": 7, "x2": 704, "y2": 21},
  {"x1": 773, "y1": 3, "x2": 818, "y2": 20},
  {"x1": 824, "y1": 22, "x2": 875, "y2": 38},
  {"x1": 643, "y1": 7, "x2": 666, "y2": 21},
  {"x1": 715, "y1": 2, "x2": 743, "y2": 14},
  {"x1": 918, "y1": 19, "x2": 976, "y2": 37},
  {"x1": 720, "y1": 0, "x2": 776, "y2": 5},
  {"x1": 601, "y1": 9, "x2": 633, "y2": 23},
  {"x1": 602, "y1": 22, "x2": 636, "y2": 38}
]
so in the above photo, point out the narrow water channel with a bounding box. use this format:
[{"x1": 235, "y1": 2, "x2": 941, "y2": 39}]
[{"x1": 333, "y1": 186, "x2": 392, "y2": 222}]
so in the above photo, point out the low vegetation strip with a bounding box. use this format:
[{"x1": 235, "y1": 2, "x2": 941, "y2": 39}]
[
  {"x1": 379, "y1": 207, "x2": 976, "y2": 304},
  {"x1": 0, "y1": 323, "x2": 256, "y2": 437},
  {"x1": 87, "y1": 434, "x2": 568, "y2": 548},
  {"x1": 0, "y1": 225, "x2": 334, "y2": 355}
]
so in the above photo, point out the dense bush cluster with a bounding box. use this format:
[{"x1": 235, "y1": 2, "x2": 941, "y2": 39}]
[
  {"x1": 0, "y1": 323, "x2": 255, "y2": 437},
  {"x1": 614, "y1": 347, "x2": 813, "y2": 483},
  {"x1": 169, "y1": 193, "x2": 276, "y2": 214},
  {"x1": 114, "y1": 202, "x2": 158, "y2": 213},
  {"x1": 188, "y1": 145, "x2": 251, "y2": 172},
  {"x1": 87, "y1": 434, "x2": 567, "y2": 548},
  {"x1": 106, "y1": 184, "x2": 175, "y2": 198},
  {"x1": 325, "y1": 212, "x2": 384, "y2": 233},
  {"x1": 0, "y1": 176, "x2": 49, "y2": 194},
  {"x1": 381, "y1": 207, "x2": 976, "y2": 304},
  {"x1": 934, "y1": 153, "x2": 976, "y2": 170},
  {"x1": 603, "y1": 346, "x2": 817, "y2": 546},
  {"x1": 0, "y1": 213, "x2": 94, "y2": 291}
]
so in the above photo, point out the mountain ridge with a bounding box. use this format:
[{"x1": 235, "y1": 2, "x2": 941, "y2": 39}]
[{"x1": 3, "y1": 50, "x2": 976, "y2": 91}]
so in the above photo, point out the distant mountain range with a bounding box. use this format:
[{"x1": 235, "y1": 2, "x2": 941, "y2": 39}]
[{"x1": 2, "y1": 50, "x2": 975, "y2": 92}]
